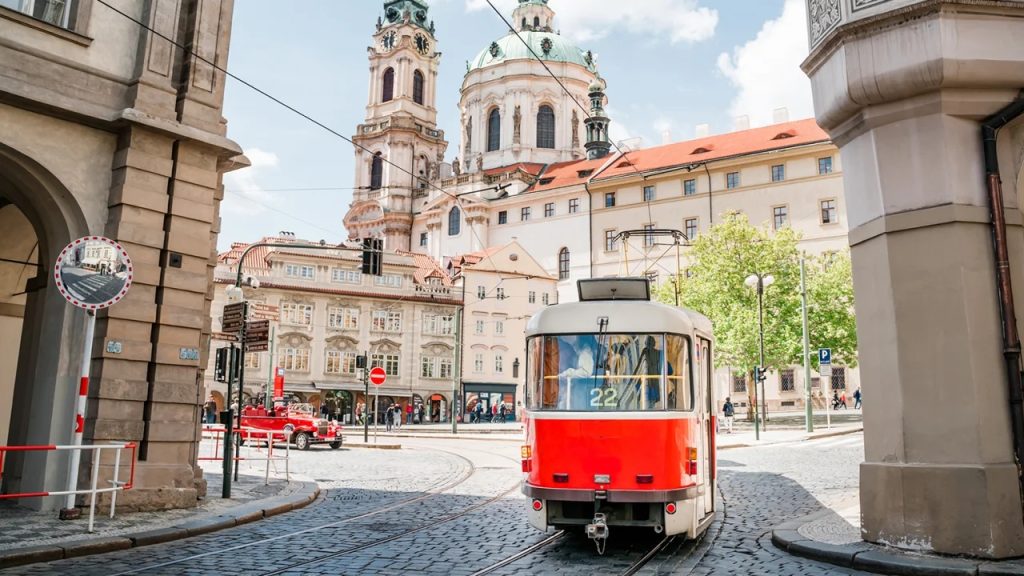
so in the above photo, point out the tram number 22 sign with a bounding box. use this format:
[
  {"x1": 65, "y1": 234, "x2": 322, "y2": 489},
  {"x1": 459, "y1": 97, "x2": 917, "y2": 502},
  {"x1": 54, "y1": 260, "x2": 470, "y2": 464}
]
[{"x1": 590, "y1": 387, "x2": 618, "y2": 408}]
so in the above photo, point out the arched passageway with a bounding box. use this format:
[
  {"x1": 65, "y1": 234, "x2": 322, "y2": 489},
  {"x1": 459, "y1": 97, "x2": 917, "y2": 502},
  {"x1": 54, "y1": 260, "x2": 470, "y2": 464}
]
[{"x1": 0, "y1": 144, "x2": 89, "y2": 509}]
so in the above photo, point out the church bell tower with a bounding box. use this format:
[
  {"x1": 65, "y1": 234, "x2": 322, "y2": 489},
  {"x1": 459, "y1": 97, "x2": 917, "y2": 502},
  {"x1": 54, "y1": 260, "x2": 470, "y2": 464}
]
[{"x1": 344, "y1": 0, "x2": 449, "y2": 251}]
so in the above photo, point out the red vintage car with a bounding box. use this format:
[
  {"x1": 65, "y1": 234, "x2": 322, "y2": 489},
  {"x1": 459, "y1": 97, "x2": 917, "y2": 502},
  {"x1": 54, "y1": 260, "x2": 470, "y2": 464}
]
[{"x1": 239, "y1": 403, "x2": 343, "y2": 450}]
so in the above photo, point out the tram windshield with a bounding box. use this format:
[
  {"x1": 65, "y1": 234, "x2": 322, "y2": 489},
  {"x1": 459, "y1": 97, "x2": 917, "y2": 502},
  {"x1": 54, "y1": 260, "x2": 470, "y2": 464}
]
[{"x1": 527, "y1": 334, "x2": 692, "y2": 412}]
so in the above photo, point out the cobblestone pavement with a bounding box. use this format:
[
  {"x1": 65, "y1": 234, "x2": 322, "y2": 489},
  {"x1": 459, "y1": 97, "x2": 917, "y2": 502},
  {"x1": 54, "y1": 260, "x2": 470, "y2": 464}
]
[{"x1": 2, "y1": 434, "x2": 871, "y2": 575}]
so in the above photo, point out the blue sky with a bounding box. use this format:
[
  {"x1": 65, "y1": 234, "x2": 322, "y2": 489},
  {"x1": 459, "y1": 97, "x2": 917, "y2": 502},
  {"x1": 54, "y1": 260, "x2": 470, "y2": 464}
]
[{"x1": 219, "y1": 0, "x2": 813, "y2": 251}]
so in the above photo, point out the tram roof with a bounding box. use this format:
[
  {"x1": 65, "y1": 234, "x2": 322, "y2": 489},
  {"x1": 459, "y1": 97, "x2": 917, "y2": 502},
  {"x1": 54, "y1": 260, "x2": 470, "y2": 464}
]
[{"x1": 526, "y1": 299, "x2": 701, "y2": 337}]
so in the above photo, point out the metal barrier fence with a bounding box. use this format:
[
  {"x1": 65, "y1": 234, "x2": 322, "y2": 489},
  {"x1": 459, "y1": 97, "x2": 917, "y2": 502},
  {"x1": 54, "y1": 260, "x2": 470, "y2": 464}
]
[
  {"x1": 0, "y1": 443, "x2": 137, "y2": 533},
  {"x1": 199, "y1": 426, "x2": 290, "y2": 485}
]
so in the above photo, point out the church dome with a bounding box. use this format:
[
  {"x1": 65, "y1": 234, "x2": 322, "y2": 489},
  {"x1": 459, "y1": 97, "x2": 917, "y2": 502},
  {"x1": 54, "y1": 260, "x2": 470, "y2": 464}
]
[{"x1": 468, "y1": 32, "x2": 597, "y2": 73}]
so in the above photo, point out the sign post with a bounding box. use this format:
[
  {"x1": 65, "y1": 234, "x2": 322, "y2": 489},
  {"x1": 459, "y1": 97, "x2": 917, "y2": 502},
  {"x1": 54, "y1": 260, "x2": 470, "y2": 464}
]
[
  {"x1": 369, "y1": 366, "x2": 386, "y2": 444},
  {"x1": 819, "y1": 348, "x2": 832, "y2": 430},
  {"x1": 53, "y1": 236, "x2": 133, "y2": 520}
]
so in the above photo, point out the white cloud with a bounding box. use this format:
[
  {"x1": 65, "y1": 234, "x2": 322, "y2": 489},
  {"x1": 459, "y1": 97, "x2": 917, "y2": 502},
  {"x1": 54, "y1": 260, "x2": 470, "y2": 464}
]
[
  {"x1": 716, "y1": 0, "x2": 814, "y2": 127},
  {"x1": 222, "y1": 148, "x2": 280, "y2": 216},
  {"x1": 466, "y1": 0, "x2": 718, "y2": 45}
]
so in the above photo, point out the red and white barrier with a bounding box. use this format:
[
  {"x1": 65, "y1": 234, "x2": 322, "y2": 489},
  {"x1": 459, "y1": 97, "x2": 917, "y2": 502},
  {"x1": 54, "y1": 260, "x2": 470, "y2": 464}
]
[{"x1": 0, "y1": 442, "x2": 137, "y2": 533}]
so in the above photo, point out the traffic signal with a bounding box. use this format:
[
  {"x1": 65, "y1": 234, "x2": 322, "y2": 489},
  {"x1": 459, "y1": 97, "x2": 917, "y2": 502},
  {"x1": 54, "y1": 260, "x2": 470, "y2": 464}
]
[
  {"x1": 214, "y1": 347, "x2": 240, "y2": 383},
  {"x1": 754, "y1": 366, "x2": 767, "y2": 382},
  {"x1": 355, "y1": 355, "x2": 367, "y2": 369},
  {"x1": 361, "y1": 238, "x2": 383, "y2": 276}
]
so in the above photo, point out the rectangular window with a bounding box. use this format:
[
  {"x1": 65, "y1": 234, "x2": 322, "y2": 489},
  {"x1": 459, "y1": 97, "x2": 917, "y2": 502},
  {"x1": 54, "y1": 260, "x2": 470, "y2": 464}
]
[
  {"x1": 477, "y1": 285, "x2": 486, "y2": 300},
  {"x1": 475, "y1": 320, "x2": 485, "y2": 335},
  {"x1": 604, "y1": 229, "x2": 618, "y2": 252},
  {"x1": 773, "y1": 205, "x2": 789, "y2": 230},
  {"x1": 733, "y1": 373, "x2": 747, "y2": 393},
  {"x1": 2, "y1": 0, "x2": 77, "y2": 29},
  {"x1": 278, "y1": 348, "x2": 310, "y2": 372},
  {"x1": 544, "y1": 203, "x2": 555, "y2": 218},
  {"x1": 421, "y1": 355, "x2": 436, "y2": 379},
  {"x1": 423, "y1": 313, "x2": 454, "y2": 336},
  {"x1": 605, "y1": 192, "x2": 616, "y2": 208},
  {"x1": 419, "y1": 232, "x2": 428, "y2": 247},
  {"x1": 821, "y1": 199, "x2": 837, "y2": 224},
  {"x1": 528, "y1": 291, "x2": 536, "y2": 304},
  {"x1": 371, "y1": 353, "x2": 400, "y2": 377},
  {"x1": 371, "y1": 310, "x2": 402, "y2": 332},
  {"x1": 280, "y1": 303, "x2": 313, "y2": 326},
  {"x1": 327, "y1": 307, "x2": 349, "y2": 329},
  {"x1": 374, "y1": 274, "x2": 403, "y2": 288},
  {"x1": 818, "y1": 157, "x2": 833, "y2": 175},
  {"x1": 831, "y1": 367, "x2": 847, "y2": 390},
  {"x1": 496, "y1": 287, "x2": 505, "y2": 300},
  {"x1": 683, "y1": 179, "x2": 696, "y2": 196},
  {"x1": 643, "y1": 185, "x2": 656, "y2": 202},
  {"x1": 726, "y1": 172, "x2": 740, "y2": 189},
  {"x1": 498, "y1": 210, "x2": 508, "y2": 225},
  {"x1": 325, "y1": 350, "x2": 343, "y2": 374},
  {"x1": 332, "y1": 268, "x2": 362, "y2": 284},
  {"x1": 643, "y1": 224, "x2": 655, "y2": 247},
  {"x1": 542, "y1": 293, "x2": 550, "y2": 306},
  {"x1": 684, "y1": 218, "x2": 698, "y2": 241},
  {"x1": 474, "y1": 353, "x2": 484, "y2": 373},
  {"x1": 495, "y1": 320, "x2": 504, "y2": 336},
  {"x1": 245, "y1": 352, "x2": 260, "y2": 370},
  {"x1": 771, "y1": 164, "x2": 786, "y2": 182},
  {"x1": 568, "y1": 198, "x2": 580, "y2": 213},
  {"x1": 521, "y1": 207, "x2": 531, "y2": 221},
  {"x1": 285, "y1": 264, "x2": 316, "y2": 280},
  {"x1": 495, "y1": 354, "x2": 504, "y2": 374},
  {"x1": 780, "y1": 369, "x2": 795, "y2": 392}
]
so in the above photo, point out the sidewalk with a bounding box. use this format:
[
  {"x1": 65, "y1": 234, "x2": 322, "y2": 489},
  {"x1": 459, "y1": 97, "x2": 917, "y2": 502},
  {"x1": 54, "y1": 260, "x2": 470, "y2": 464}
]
[{"x1": 0, "y1": 467, "x2": 318, "y2": 570}]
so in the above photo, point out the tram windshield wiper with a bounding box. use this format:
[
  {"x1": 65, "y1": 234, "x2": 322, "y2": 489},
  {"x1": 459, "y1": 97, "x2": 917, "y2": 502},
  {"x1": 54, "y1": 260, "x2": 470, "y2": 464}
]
[{"x1": 593, "y1": 317, "x2": 609, "y2": 391}]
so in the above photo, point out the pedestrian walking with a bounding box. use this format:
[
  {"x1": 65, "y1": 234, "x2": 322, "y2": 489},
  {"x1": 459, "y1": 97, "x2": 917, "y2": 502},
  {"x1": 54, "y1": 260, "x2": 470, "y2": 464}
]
[
  {"x1": 394, "y1": 404, "x2": 403, "y2": 430},
  {"x1": 854, "y1": 387, "x2": 862, "y2": 409},
  {"x1": 832, "y1": 391, "x2": 841, "y2": 410},
  {"x1": 839, "y1": 391, "x2": 848, "y2": 409},
  {"x1": 417, "y1": 404, "x2": 425, "y2": 424},
  {"x1": 473, "y1": 403, "x2": 483, "y2": 424},
  {"x1": 385, "y1": 404, "x2": 394, "y2": 431},
  {"x1": 499, "y1": 403, "x2": 507, "y2": 423},
  {"x1": 320, "y1": 402, "x2": 329, "y2": 421},
  {"x1": 204, "y1": 395, "x2": 217, "y2": 424},
  {"x1": 722, "y1": 397, "x2": 735, "y2": 434}
]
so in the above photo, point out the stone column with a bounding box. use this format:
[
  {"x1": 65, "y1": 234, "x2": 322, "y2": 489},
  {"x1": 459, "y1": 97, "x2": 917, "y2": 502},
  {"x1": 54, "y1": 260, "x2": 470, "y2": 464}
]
[{"x1": 802, "y1": 0, "x2": 1024, "y2": 558}]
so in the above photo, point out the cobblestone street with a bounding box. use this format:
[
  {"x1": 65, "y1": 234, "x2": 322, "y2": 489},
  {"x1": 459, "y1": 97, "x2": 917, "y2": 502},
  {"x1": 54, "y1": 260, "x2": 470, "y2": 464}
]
[{"x1": 1, "y1": 434, "x2": 868, "y2": 575}]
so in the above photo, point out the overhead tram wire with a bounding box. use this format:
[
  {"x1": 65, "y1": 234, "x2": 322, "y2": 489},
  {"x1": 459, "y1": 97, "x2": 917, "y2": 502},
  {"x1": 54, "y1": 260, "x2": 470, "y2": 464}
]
[
  {"x1": 482, "y1": 0, "x2": 657, "y2": 228},
  {"x1": 95, "y1": 0, "x2": 520, "y2": 294}
]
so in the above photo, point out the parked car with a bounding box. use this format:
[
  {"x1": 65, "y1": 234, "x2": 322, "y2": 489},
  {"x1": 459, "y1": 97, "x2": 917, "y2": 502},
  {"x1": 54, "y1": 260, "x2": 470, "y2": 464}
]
[{"x1": 239, "y1": 403, "x2": 343, "y2": 450}]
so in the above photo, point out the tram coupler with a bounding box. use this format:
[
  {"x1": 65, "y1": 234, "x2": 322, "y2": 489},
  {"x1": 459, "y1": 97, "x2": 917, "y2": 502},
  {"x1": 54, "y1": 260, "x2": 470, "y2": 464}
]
[{"x1": 586, "y1": 512, "x2": 609, "y2": 555}]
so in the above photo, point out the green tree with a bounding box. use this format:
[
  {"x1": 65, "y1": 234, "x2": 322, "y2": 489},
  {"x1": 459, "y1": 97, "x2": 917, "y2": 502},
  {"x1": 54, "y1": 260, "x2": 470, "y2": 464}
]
[{"x1": 806, "y1": 251, "x2": 858, "y2": 369}]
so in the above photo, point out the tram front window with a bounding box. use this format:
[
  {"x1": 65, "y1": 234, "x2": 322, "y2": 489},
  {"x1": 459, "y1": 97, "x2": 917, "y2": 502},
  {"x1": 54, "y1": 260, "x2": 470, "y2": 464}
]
[{"x1": 529, "y1": 334, "x2": 669, "y2": 411}]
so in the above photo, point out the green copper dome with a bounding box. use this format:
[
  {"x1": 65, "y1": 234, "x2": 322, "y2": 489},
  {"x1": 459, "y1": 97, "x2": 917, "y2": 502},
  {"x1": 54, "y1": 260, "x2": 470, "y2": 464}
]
[{"x1": 467, "y1": 32, "x2": 597, "y2": 74}]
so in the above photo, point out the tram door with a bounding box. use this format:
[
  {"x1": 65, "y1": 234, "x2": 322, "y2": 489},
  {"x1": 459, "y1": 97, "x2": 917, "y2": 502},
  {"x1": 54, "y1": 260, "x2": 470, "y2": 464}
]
[{"x1": 699, "y1": 337, "x2": 715, "y2": 515}]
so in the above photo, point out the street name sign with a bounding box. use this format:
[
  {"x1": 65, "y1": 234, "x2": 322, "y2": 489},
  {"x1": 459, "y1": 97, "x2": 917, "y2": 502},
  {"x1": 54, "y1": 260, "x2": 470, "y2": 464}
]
[
  {"x1": 222, "y1": 302, "x2": 247, "y2": 332},
  {"x1": 250, "y1": 303, "x2": 280, "y2": 322},
  {"x1": 369, "y1": 367, "x2": 387, "y2": 387}
]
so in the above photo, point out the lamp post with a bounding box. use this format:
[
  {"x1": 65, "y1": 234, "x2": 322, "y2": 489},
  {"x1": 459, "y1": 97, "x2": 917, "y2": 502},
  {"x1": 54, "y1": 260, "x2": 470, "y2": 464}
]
[{"x1": 745, "y1": 273, "x2": 774, "y2": 441}]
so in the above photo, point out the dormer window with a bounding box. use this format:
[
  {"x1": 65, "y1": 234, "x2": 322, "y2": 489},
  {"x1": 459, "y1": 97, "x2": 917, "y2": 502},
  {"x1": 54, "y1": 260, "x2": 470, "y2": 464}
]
[
  {"x1": 692, "y1": 146, "x2": 713, "y2": 154},
  {"x1": 772, "y1": 130, "x2": 797, "y2": 140},
  {"x1": 539, "y1": 177, "x2": 554, "y2": 185},
  {"x1": 577, "y1": 169, "x2": 594, "y2": 178}
]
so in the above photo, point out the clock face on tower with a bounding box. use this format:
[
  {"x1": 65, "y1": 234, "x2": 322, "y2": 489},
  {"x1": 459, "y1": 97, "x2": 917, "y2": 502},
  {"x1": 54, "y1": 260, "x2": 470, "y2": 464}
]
[
  {"x1": 415, "y1": 34, "x2": 431, "y2": 56},
  {"x1": 381, "y1": 31, "x2": 397, "y2": 51}
]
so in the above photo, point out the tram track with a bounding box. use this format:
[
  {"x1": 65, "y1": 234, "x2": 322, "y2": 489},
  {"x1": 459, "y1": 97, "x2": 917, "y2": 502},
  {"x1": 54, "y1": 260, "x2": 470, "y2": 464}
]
[{"x1": 106, "y1": 446, "x2": 485, "y2": 576}]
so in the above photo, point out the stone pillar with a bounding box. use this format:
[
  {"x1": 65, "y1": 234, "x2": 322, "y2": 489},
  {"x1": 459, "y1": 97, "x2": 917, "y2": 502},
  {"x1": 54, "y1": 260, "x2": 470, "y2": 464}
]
[{"x1": 802, "y1": 0, "x2": 1024, "y2": 558}]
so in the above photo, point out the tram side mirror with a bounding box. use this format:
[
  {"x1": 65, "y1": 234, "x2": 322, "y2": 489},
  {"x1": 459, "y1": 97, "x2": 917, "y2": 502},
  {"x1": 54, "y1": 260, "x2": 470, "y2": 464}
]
[{"x1": 57, "y1": 238, "x2": 131, "y2": 307}]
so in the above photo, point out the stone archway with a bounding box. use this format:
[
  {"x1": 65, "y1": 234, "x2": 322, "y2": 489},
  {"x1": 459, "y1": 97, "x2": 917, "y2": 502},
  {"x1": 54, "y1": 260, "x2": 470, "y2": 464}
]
[{"x1": 0, "y1": 143, "x2": 89, "y2": 507}]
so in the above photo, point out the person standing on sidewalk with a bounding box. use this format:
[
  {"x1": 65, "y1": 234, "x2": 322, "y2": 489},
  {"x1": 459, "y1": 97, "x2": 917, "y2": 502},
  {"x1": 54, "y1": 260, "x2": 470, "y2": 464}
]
[
  {"x1": 722, "y1": 397, "x2": 735, "y2": 434},
  {"x1": 204, "y1": 395, "x2": 217, "y2": 424},
  {"x1": 385, "y1": 404, "x2": 394, "y2": 432},
  {"x1": 854, "y1": 388, "x2": 862, "y2": 409},
  {"x1": 406, "y1": 403, "x2": 413, "y2": 425}
]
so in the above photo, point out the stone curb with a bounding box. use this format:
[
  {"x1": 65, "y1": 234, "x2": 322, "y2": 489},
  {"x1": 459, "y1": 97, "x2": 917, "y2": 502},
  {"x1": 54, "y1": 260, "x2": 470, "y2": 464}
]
[
  {"x1": 342, "y1": 442, "x2": 403, "y2": 450},
  {"x1": 771, "y1": 510, "x2": 1024, "y2": 575},
  {"x1": 719, "y1": 426, "x2": 863, "y2": 450},
  {"x1": 0, "y1": 479, "x2": 320, "y2": 570}
]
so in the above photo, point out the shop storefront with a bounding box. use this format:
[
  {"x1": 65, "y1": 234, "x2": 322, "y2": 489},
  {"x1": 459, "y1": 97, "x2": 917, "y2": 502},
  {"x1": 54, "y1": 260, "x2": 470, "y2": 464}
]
[{"x1": 463, "y1": 383, "x2": 517, "y2": 423}]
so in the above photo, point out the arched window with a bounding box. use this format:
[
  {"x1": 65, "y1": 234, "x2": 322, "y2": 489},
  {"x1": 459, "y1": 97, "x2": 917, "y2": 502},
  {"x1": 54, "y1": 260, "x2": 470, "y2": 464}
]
[
  {"x1": 382, "y1": 68, "x2": 395, "y2": 103},
  {"x1": 448, "y1": 206, "x2": 461, "y2": 236},
  {"x1": 558, "y1": 247, "x2": 570, "y2": 280},
  {"x1": 370, "y1": 153, "x2": 383, "y2": 190},
  {"x1": 537, "y1": 105, "x2": 555, "y2": 149},
  {"x1": 413, "y1": 70, "x2": 425, "y2": 105},
  {"x1": 487, "y1": 108, "x2": 501, "y2": 152},
  {"x1": 534, "y1": 16, "x2": 540, "y2": 28},
  {"x1": 521, "y1": 17, "x2": 527, "y2": 29}
]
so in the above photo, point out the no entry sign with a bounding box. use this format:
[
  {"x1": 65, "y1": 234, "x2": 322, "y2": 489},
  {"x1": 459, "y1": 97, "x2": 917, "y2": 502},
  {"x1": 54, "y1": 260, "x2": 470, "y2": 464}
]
[{"x1": 369, "y1": 367, "x2": 387, "y2": 387}]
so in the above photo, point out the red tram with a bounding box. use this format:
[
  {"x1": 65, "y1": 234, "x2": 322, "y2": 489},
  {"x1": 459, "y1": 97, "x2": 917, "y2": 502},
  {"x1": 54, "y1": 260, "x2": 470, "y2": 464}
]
[{"x1": 521, "y1": 278, "x2": 717, "y2": 551}]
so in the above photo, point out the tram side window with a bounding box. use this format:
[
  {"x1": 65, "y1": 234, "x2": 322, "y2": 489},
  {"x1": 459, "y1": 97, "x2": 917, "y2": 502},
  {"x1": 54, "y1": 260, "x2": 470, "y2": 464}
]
[{"x1": 665, "y1": 334, "x2": 694, "y2": 411}]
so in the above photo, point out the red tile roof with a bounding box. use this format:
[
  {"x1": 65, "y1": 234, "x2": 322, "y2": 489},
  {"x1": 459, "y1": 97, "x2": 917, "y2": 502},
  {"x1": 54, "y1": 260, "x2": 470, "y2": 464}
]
[
  {"x1": 529, "y1": 157, "x2": 610, "y2": 193},
  {"x1": 595, "y1": 119, "x2": 830, "y2": 181}
]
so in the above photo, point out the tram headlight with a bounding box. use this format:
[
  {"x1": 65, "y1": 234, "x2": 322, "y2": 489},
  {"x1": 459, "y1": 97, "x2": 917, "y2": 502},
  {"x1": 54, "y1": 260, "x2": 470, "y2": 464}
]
[{"x1": 521, "y1": 445, "x2": 532, "y2": 459}]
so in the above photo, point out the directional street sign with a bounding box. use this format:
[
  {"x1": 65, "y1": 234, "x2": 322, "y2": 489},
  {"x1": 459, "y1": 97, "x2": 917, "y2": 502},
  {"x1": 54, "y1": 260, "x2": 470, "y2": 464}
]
[
  {"x1": 243, "y1": 319, "x2": 270, "y2": 352},
  {"x1": 247, "y1": 342, "x2": 269, "y2": 353},
  {"x1": 369, "y1": 366, "x2": 387, "y2": 387},
  {"x1": 212, "y1": 332, "x2": 239, "y2": 342},
  {"x1": 222, "y1": 302, "x2": 247, "y2": 333},
  {"x1": 819, "y1": 348, "x2": 832, "y2": 366},
  {"x1": 249, "y1": 303, "x2": 280, "y2": 322}
]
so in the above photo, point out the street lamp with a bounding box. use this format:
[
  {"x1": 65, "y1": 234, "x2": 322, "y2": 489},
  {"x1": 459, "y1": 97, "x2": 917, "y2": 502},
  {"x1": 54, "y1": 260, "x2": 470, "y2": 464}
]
[{"x1": 745, "y1": 273, "x2": 774, "y2": 441}]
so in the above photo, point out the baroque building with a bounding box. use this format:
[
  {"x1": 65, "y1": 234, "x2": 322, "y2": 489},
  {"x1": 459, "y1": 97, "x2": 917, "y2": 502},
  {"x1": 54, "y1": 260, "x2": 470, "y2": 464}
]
[{"x1": 343, "y1": 1, "x2": 856, "y2": 415}]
